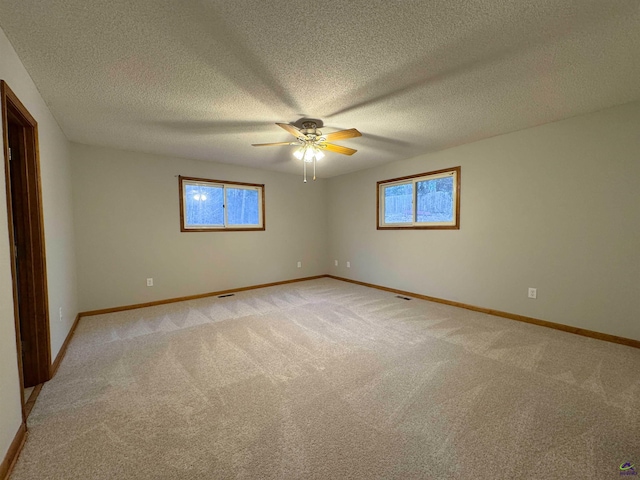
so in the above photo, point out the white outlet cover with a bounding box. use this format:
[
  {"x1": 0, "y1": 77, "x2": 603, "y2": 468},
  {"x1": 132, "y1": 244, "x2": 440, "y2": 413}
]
[
  {"x1": 347, "y1": 261, "x2": 351, "y2": 268},
  {"x1": 528, "y1": 288, "x2": 537, "y2": 299},
  {"x1": 147, "y1": 278, "x2": 153, "y2": 286},
  {"x1": 297, "y1": 261, "x2": 302, "y2": 268},
  {"x1": 334, "y1": 260, "x2": 338, "y2": 266}
]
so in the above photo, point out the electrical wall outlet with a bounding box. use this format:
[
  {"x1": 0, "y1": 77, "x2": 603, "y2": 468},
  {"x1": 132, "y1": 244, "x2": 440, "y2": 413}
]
[
  {"x1": 147, "y1": 278, "x2": 153, "y2": 287},
  {"x1": 297, "y1": 261, "x2": 302, "y2": 268},
  {"x1": 346, "y1": 261, "x2": 351, "y2": 268},
  {"x1": 528, "y1": 287, "x2": 537, "y2": 299},
  {"x1": 334, "y1": 260, "x2": 338, "y2": 266},
  {"x1": 59, "y1": 307, "x2": 63, "y2": 322}
]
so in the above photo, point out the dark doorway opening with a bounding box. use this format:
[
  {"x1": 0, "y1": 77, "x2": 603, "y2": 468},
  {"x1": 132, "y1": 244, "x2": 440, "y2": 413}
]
[{"x1": 1, "y1": 81, "x2": 51, "y2": 418}]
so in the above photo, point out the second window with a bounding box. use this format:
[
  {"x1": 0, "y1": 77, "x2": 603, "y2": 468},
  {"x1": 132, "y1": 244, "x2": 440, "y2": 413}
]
[{"x1": 377, "y1": 166, "x2": 460, "y2": 229}]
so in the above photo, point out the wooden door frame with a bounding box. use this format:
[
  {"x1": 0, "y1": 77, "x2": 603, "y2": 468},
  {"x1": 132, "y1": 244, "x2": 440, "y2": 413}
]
[{"x1": 1, "y1": 80, "x2": 51, "y2": 419}]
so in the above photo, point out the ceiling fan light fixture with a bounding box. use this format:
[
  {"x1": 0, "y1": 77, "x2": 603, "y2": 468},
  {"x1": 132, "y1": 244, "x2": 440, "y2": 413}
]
[
  {"x1": 253, "y1": 121, "x2": 361, "y2": 183},
  {"x1": 303, "y1": 146, "x2": 315, "y2": 163},
  {"x1": 295, "y1": 144, "x2": 323, "y2": 163}
]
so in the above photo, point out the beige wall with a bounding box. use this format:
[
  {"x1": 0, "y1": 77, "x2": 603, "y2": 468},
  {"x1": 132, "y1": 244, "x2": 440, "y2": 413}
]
[
  {"x1": 71, "y1": 143, "x2": 328, "y2": 312},
  {"x1": 0, "y1": 28, "x2": 78, "y2": 464},
  {"x1": 327, "y1": 101, "x2": 640, "y2": 341}
]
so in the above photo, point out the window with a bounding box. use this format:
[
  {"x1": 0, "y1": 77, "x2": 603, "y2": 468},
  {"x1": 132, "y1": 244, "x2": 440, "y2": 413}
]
[
  {"x1": 377, "y1": 166, "x2": 460, "y2": 229},
  {"x1": 179, "y1": 176, "x2": 265, "y2": 231}
]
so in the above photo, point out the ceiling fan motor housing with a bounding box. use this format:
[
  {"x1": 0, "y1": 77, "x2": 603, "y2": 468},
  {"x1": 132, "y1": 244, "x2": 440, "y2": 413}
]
[{"x1": 301, "y1": 121, "x2": 321, "y2": 138}]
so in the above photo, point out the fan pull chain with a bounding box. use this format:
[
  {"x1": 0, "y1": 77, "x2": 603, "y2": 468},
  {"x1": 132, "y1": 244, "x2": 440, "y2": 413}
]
[
  {"x1": 303, "y1": 160, "x2": 307, "y2": 183},
  {"x1": 313, "y1": 157, "x2": 316, "y2": 181}
]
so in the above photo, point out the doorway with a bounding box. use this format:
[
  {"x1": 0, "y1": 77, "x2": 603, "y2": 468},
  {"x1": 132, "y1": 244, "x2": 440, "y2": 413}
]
[{"x1": 1, "y1": 81, "x2": 51, "y2": 418}]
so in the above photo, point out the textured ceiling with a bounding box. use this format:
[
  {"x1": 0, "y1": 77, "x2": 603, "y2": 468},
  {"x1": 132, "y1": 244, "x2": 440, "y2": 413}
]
[{"x1": 0, "y1": 0, "x2": 639, "y2": 178}]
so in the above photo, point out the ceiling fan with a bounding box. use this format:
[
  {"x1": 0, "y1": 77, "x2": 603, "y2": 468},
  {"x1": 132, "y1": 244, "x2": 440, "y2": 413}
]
[{"x1": 252, "y1": 121, "x2": 362, "y2": 182}]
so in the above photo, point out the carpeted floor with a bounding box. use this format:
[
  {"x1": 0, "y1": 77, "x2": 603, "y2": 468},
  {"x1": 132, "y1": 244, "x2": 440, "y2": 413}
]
[{"x1": 11, "y1": 278, "x2": 640, "y2": 479}]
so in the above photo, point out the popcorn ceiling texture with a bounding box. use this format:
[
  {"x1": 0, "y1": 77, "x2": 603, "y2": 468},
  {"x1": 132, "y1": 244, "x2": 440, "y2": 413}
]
[
  {"x1": 0, "y1": 1, "x2": 639, "y2": 177},
  {"x1": 11, "y1": 278, "x2": 640, "y2": 479}
]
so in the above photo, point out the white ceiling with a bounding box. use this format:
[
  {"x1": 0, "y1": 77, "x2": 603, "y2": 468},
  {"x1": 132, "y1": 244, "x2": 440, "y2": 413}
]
[{"x1": 0, "y1": 0, "x2": 639, "y2": 178}]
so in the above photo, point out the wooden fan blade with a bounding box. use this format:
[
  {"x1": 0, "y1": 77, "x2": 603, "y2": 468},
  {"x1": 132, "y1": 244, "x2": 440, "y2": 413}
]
[
  {"x1": 276, "y1": 123, "x2": 307, "y2": 139},
  {"x1": 322, "y1": 128, "x2": 362, "y2": 142},
  {"x1": 321, "y1": 143, "x2": 357, "y2": 155},
  {"x1": 251, "y1": 142, "x2": 296, "y2": 147}
]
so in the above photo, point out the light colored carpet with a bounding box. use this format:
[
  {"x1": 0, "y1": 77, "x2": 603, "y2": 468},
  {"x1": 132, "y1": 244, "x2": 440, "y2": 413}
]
[{"x1": 11, "y1": 278, "x2": 640, "y2": 479}]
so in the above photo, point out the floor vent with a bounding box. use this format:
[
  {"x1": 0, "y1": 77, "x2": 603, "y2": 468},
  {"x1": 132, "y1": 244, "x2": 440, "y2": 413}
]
[
  {"x1": 395, "y1": 295, "x2": 412, "y2": 301},
  {"x1": 218, "y1": 294, "x2": 235, "y2": 298}
]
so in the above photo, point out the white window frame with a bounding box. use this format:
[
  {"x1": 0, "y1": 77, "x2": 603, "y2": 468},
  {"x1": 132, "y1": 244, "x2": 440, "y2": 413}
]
[
  {"x1": 377, "y1": 166, "x2": 460, "y2": 230},
  {"x1": 179, "y1": 176, "x2": 265, "y2": 232}
]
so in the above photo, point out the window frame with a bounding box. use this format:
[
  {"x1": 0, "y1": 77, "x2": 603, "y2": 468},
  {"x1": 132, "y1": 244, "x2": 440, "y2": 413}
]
[
  {"x1": 377, "y1": 166, "x2": 460, "y2": 230},
  {"x1": 179, "y1": 175, "x2": 265, "y2": 232}
]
